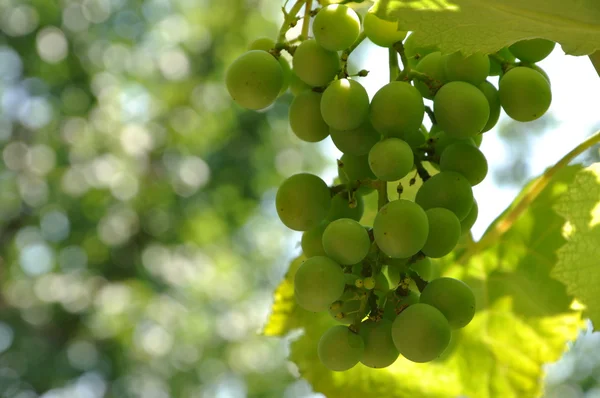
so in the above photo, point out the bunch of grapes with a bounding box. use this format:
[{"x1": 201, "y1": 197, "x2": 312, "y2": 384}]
[{"x1": 226, "y1": 1, "x2": 554, "y2": 371}]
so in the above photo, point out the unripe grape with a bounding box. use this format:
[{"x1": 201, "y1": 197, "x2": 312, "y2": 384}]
[
  {"x1": 421, "y1": 208, "x2": 461, "y2": 258},
  {"x1": 488, "y1": 47, "x2": 515, "y2": 76},
  {"x1": 499, "y1": 66, "x2": 551, "y2": 122},
  {"x1": 444, "y1": 51, "x2": 490, "y2": 86},
  {"x1": 363, "y1": 12, "x2": 407, "y2": 47},
  {"x1": 289, "y1": 71, "x2": 311, "y2": 95},
  {"x1": 478, "y1": 81, "x2": 501, "y2": 132},
  {"x1": 363, "y1": 276, "x2": 376, "y2": 290},
  {"x1": 391, "y1": 303, "x2": 451, "y2": 362},
  {"x1": 248, "y1": 37, "x2": 291, "y2": 95},
  {"x1": 276, "y1": 173, "x2": 332, "y2": 231},
  {"x1": 289, "y1": 91, "x2": 329, "y2": 142},
  {"x1": 338, "y1": 153, "x2": 376, "y2": 195},
  {"x1": 404, "y1": 128, "x2": 427, "y2": 149},
  {"x1": 293, "y1": 39, "x2": 340, "y2": 87},
  {"x1": 318, "y1": 325, "x2": 364, "y2": 371},
  {"x1": 313, "y1": 4, "x2": 361, "y2": 51},
  {"x1": 294, "y1": 256, "x2": 345, "y2": 312},
  {"x1": 420, "y1": 277, "x2": 476, "y2": 329},
  {"x1": 460, "y1": 199, "x2": 478, "y2": 234},
  {"x1": 368, "y1": 138, "x2": 414, "y2": 181},
  {"x1": 326, "y1": 192, "x2": 364, "y2": 222},
  {"x1": 440, "y1": 142, "x2": 488, "y2": 186},
  {"x1": 301, "y1": 222, "x2": 328, "y2": 257},
  {"x1": 429, "y1": 128, "x2": 475, "y2": 158},
  {"x1": 383, "y1": 290, "x2": 419, "y2": 321},
  {"x1": 410, "y1": 257, "x2": 433, "y2": 280},
  {"x1": 414, "y1": 51, "x2": 448, "y2": 99},
  {"x1": 321, "y1": 78, "x2": 370, "y2": 131},
  {"x1": 415, "y1": 171, "x2": 474, "y2": 220},
  {"x1": 330, "y1": 120, "x2": 381, "y2": 156},
  {"x1": 329, "y1": 299, "x2": 361, "y2": 324},
  {"x1": 370, "y1": 81, "x2": 424, "y2": 138},
  {"x1": 322, "y1": 218, "x2": 370, "y2": 265},
  {"x1": 373, "y1": 200, "x2": 429, "y2": 258},
  {"x1": 509, "y1": 38, "x2": 555, "y2": 63},
  {"x1": 360, "y1": 319, "x2": 399, "y2": 368},
  {"x1": 403, "y1": 33, "x2": 439, "y2": 68},
  {"x1": 434, "y1": 81, "x2": 490, "y2": 139},
  {"x1": 226, "y1": 50, "x2": 283, "y2": 110}
]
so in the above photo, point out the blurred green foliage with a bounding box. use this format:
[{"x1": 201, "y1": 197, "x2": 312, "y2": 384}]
[{"x1": 0, "y1": 0, "x2": 327, "y2": 396}]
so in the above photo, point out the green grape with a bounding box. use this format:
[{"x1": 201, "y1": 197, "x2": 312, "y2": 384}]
[
  {"x1": 414, "y1": 52, "x2": 448, "y2": 99},
  {"x1": 293, "y1": 39, "x2": 340, "y2": 87},
  {"x1": 529, "y1": 64, "x2": 551, "y2": 85},
  {"x1": 374, "y1": 272, "x2": 390, "y2": 292},
  {"x1": 499, "y1": 66, "x2": 551, "y2": 122},
  {"x1": 440, "y1": 142, "x2": 488, "y2": 186},
  {"x1": 321, "y1": 78, "x2": 370, "y2": 131},
  {"x1": 373, "y1": 200, "x2": 429, "y2": 258},
  {"x1": 385, "y1": 258, "x2": 409, "y2": 287},
  {"x1": 509, "y1": 38, "x2": 555, "y2": 63},
  {"x1": 338, "y1": 153, "x2": 376, "y2": 195},
  {"x1": 289, "y1": 71, "x2": 311, "y2": 95},
  {"x1": 363, "y1": 276, "x2": 376, "y2": 290},
  {"x1": 301, "y1": 222, "x2": 328, "y2": 257},
  {"x1": 478, "y1": 81, "x2": 501, "y2": 132},
  {"x1": 248, "y1": 37, "x2": 291, "y2": 95},
  {"x1": 404, "y1": 128, "x2": 427, "y2": 148},
  {"x1": 370, "y1": 81, "x2": 424, "y2": 138},
  {"x1": 415, "y1": 171, "x2": 474, "y2": 220},
  {"x1": 472, "y1": 133, "x2": 483, "y2": 147},
  {"x1": 368, "y1": 138, "x2": 414, "y2": 181},
  {"x1": 313, "y1": 4, "x2": 361, "y2": 51},
  {"x1": 360, "y1": 319, "x2": 399, "y2": 368},
  {"x1": 419, "y1": 277, "x2": 476, "y2": 329},
  {"x1": 329, "y1": 299, "x2": 361, "y2": 324},
  {"x1": 444, "y1": 51, "x2": 490, "y2": 86},
  {"x1": 391, "y1": 303, "x2": 451, "y2": 362},
  {"x1": 363, "y1": 12, "x2": 407, "y2": 47},
  {"x1": 226, "y1": 50, "x2": 283, "y2": 110},
  {"x1": 294, "y1": 256, "x2": 345, "y2": 312},
  {"x1": 318, "y1": 325, "x2": 365, "y2": 371},
  {"x1": 434, "y1": 81, "x2": 490, "y2": 139},
  {"x1": 276, "y1": 173, "x2": 332, "y2": 231},
  {"x1": 460, "y1": 199, "x2": 478, "y2": 234},
  {"x1": 403, "y1": 33, "x2": 439, "y2": 68},
  {"x1": 421, "y1": 208, "x2": 461, "y2": 258},
  {"x1": 429, "y1": 129, "x2": 475, "y2": 158},
  {"x1": 488, "y1": 47, "x2": 515, "y2": 76},
  {"x1": 410, "y1": 256, "x2": 433, "y2": 280},
  {"x1": 326, "y1": 192, "x2": 364, "y2": 222},
  {"x1": 330, "y1": 120, "x2": 381, "y2": 156},
  {"x1": 322, "y1": 218, "x2": 370, "y2": 265},
  {"x1": 289, "y1": 91, "x2": 329, "y2": 142},
  {"x1": 383, "y1": 290, "x2": 419, "y2": 321}
]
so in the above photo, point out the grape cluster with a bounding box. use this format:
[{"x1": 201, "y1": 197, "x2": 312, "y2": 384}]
[{"x1": 226, "y1": 2, "x2": 555, "y2": 371}]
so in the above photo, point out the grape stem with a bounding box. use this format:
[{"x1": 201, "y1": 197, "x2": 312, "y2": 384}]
[
  {"x1": 388, "y1": 47, "x2": 400, "y2": 81},
  {"x1": 340, "y1": 31, "x2": 367, "y2": 78},
  {"x1": 301, "y1": 0, "x2": 312, "y2": 40},
  {"x1": 350, "y1": 291, "x2": 372, "y2": 331},
  {"x1": 415, "y1": 161, "x2": 431, "y2": 182},
  {"x1": 375, "y1": 180, "x2": 389, "y2": 210},
  {"x1": 393, "y1": 41, "x2": 409, "y2": 72},
  {"x1": 329, "y1": 179, "x2": 374, "y2": 196},
  {"x1": 424, "y1": 106, "x2": 436, "y2": 125},
  {"x1": 589, "y1": 51, "x2": 600, "y2": 77},
  {"x1": 462, "y1": 129, "x2": 600, "y2": 259},
  {"x1": 276, "y1": 0, "x2": 306, "y2": 47}
]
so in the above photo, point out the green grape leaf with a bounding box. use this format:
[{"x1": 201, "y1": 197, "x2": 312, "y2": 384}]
[
  {"x1": 553, "y1": 163, "x2": 600, "y2": 327},
  {"x1": 265, "y1": 165, "x2": 584, "y2": 398},
  {"x1": 371, "y1": 0, "x2": 600, "y2": 56}
]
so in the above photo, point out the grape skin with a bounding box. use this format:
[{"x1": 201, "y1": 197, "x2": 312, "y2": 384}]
[
  {"x1": 410, "y1": 257, "x2": 433, "y2": 280},
  {"x1": 509, "y1": 38, "x2": 555, "y2": 63},
  {"x1": 440, "y1": 142, "x2": 488, "y2": 186},
  {"x1": 391, "y1": 303, "x2": 451, "y2": 363},
  {"x1": 294, "y1": 256, "x2": 345, "y2": 312},
  {"x1": 293, "y1": 39, "x2": 340, "y2": 87},
  {"x1": 499, "y1": 66, "x2": 551, "y2": 122},
  {"x1": 276, "y1": 173, "x2": 332, "y2": 231},
  {"x1": 460, "y1": 200, "x2": 478, "y2": 234},
  {"x1": 478, "y1": 81, "x2": 501, "y2": 132},
  {"x1": 338, "y1": 153, "x2": 376, "y2": 195},
  {"x1": 226, "y1": 50, "x2": 283, "y2": 110},
  {"x1": 419, "y1": 277, "x2": 476, "y2": 329},
  {"x1": 321, "y1": 78, "x2": 370, "y2": 131},
  {"x1": 370, "y1": 81, "x2": 424, "y2": 138},
  {"x1": 326, "y1": 192, "x2": 364, "y2": 222},
  {"x1": 368, "y1": 138, "x2": 414, "y2": 181},
  {"x1": 415, "y1": 171, "x2": 474, "y2": 221},
  {"x1": 329, "y1": 299, "x2": 361, "y2": 324},
  {"x1": 363, "y1": 12, "x2": 407, "y2": 48},
  {"x1": 414, "y1": 51, "x2": 448, "y2": 99},
  {"x1": 429, "y1": 128, "x2": 475, "y2": 159},
  {"x1": 289, "y1": 91, "x2": 329, "y2": 142},
  {"x1": 360, "y1": 319, "x2": 399, "y2": 368},
  {"x1": 322, "y1": 218, "x2": 370, "y2": 265},
  {"x1": 433, "y1": 81, "x2": 490, "y2": 139},
  {"x1": 373, "y1": 199, "x2": 429, "y2": 259},
  {"x1": 330, "y1": 120, "x2": 381, "y2": 156},
  {"x1": 421, "y1": 208, "x2": 461, "y2": 258},
  {"x1": 301, "y1": 222, "x2": 328, "y2": 257},
  {"x1": 403, "y1": 33, "x2": 439, "y2": 68},
  {"x1": 248, "y1": 37, "x2": 291, "y2": 95},
  {"x1": 444, "y1": 51, "x2": 490, "y2": 86},
  {"x1": 313, "y1": 4, "x2": 361, "y2": 52},
  {"x1": 318, "y1": 325, "x2": 365, "y2": 371}
]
